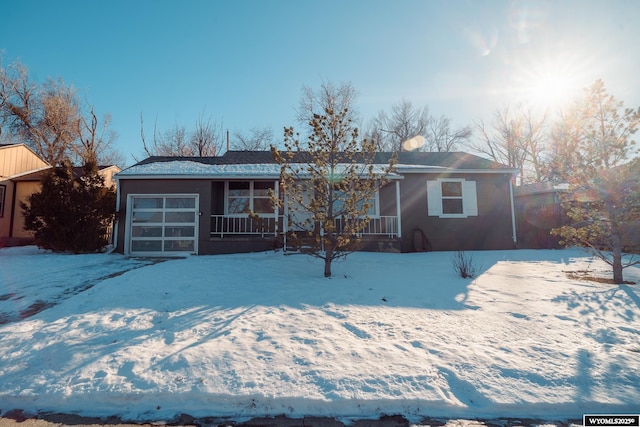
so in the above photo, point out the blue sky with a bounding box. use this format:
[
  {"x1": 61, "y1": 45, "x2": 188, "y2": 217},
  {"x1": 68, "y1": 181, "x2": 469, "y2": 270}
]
[{"x1": 2, "y1": 0, "x2": 639, "y2": 165}]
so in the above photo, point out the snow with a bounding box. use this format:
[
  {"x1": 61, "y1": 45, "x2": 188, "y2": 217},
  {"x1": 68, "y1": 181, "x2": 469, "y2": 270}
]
[
  {"x1": 117, "y1": 161, "x2": 283, "y2": 177},
  {"x1": 117, "y1": 161, "x2": 401, "y2": 179},
  {"x1": 0, "y1": 246, "x2": 639, "y2": 423}
]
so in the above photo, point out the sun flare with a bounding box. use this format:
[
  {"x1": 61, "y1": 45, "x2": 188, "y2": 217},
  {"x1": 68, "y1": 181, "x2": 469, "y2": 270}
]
[
  {"x1": 516, "y1": 53, "x2": 589, "y2": 112},
  {"x1": 528, "y1": 71, "x2": 575, "y2": 107}
]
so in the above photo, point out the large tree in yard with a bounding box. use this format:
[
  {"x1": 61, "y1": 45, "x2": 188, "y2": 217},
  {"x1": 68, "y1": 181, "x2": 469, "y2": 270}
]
[
  {"x1": 21, "y1": 160, "x2": 116, "y2": 253},
  {"x1": 551, "y1": 79, "x2": 640, "y2": 283},
  {"x1": 272, "y1": 82, "x2": 396, "y2": 277}
]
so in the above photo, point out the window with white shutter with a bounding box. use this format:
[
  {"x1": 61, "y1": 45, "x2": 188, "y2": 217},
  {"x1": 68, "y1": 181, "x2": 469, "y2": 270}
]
[{"x1": 427, "y1": 179, "x2": 478, "y2": 218}]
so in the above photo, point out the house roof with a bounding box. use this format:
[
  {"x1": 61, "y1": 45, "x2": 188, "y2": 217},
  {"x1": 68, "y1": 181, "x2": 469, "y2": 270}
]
[
  {"x1": 10, "y1": 165, "x2": 120, "y2": 182},
  {"x1": 513, "y1": 181, "x2": 569, "y2": 197},
  {"x1": 119, "y1": 150, "x2": 516, "y2": 179}
]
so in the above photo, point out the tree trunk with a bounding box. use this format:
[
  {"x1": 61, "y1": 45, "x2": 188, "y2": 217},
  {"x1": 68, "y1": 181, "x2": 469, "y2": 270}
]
[
  {"x1": 324, "y1": 245, "x2": 333, "y2": 278},
  {"x1": 612, "y1": 251, "x2": 623, "y2": 284},
  {"x1": 324, "y1": 257, "x2": 332, "y2": 278}
]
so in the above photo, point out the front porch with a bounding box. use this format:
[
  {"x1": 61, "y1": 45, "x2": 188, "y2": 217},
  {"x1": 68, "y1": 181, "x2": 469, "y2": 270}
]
[
  {"x1": 210, "y1": 214, "x2": 400, "y2": 238},
  {"x1": 209, "y1": 214, "x2": 401, "y2": 252}
]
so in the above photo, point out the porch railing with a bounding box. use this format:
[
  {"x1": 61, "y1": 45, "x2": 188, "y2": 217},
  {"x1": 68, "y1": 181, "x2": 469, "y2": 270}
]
[
  {"x1": 335, "y1": 216, "x2": 399, "y2": 238},
  {"x1": 211, "y1": 215, "x2": 398, "y2": 238},
  {"x1": 211, "y1": 215, "x2": 282, "y2": 238}
]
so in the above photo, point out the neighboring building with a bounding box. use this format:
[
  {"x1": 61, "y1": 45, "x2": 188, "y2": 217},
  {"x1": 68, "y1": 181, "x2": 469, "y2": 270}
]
[
  {"x1": 513, "y1": 182, "x2": 569, "y2": 249},
  {"x1": 0, "y1": 143, "x2": 120, "y2": 247},
  {"x1": 0, "y1": 144, "x2": 51, "y2": 247},
  {"x1": 114, "y1": 151, "x2": 518, "y2": 256}
]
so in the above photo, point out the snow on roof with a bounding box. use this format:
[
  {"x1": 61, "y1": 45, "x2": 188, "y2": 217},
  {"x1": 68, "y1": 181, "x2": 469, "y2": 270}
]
[
  {"x1": 117, "y1": 160, "x2": 401, "y2": 179},
  {"x1": 118, "y1": 161, "x2": 282, "y2": 178}
]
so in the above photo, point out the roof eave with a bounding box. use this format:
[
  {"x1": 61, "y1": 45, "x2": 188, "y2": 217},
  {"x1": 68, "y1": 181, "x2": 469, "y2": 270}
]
[{"x1": 398, "y1": 167, "x2": 518, "y2": 174}]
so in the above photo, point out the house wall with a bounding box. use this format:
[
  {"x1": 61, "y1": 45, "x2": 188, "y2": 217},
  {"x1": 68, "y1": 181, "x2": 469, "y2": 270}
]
[
  {"x1": 0, "y1": 145, "x2": 49, "y2": 177},
  {"x1": 0, "y1": 179, "x2": 14, "y2": 239},
  {"x1": 117, "y1": 173, "x2": 516, "y2": 255},
  {"x1": 0, "y1": 180, "x2": 39, "y2": 245},
  {"x1": 116, "y1": 178, "x2": 281, "y2": 255},
  {"x1": 116, "y1": 179, "x2": 212, "y2": 254},
  {"x1": 12, "y1": 181, "x2": 40, "y2": 238},
  {"x1": 399, "y1": 172, "x2": 515, "y2": 251}
]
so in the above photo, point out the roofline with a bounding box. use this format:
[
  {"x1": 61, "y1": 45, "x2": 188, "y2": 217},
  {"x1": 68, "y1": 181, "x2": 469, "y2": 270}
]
[
  {"x1": 398, "y1": 167, "x2": 518, "y2": 174},
  {"x1": 117, "y1": 174, "x2": 281, "y2": 180},
  {"x1": 3, "y1": 165, "x2": 53, "y2": 180},
  {"x1": 116, "y1": 173, "x2": 404, "y2": 181}
]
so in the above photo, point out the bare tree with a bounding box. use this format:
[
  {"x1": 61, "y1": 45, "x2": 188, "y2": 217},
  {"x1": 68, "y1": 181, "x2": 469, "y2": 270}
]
[
  {"x1": 1, "y1": 61, "x2": 79, "y2": 164},
  {"x1": 369, "y1": 99, "x2": 470, "y2": 152},
  {"x1": 469, "y1": 104, "x2": 547, "y2": 183},
  {"x1": 1, "y1": 56, "x2": 122, "y2": 166},
  {"x1": 232, "y1": 126, "x2": 274, "y2": 150},
  {"x1": 140, "y1": 112, "x2": 223, "y2": 158},
  {"x1": 76, "y1": 106, "x2": 123, "y2": 166},
  {"x1": 425, "y1": 115, "x2": 472, "y2": 152},
  {"x1": 191, "y1": 113, "x2": 223, "y2": 156},
  {"x1": 371, "y1": 99, "x2": 429, "y2": 152}
]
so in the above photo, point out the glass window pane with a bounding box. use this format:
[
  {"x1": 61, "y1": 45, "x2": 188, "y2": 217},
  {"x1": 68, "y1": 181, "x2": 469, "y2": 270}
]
[
  {"x1": 442, "y1": 199, "x2": 463, "y2": 214},
  {"x1": 132, "y1": 211, "x2": 163, "y2": 223},
  {"x1": 253, "y1": 198, "x2": 273, "y2": 213},
  {"x1": 254, "y1": 182, "x2": 274, "y2": 196},
  {"x1": 132, "y1": 240, "x2": 162, "y2": 251},
  {"x1": 165, "y1": 212, "x2": 195, "y2": 223},
  {"x1": 164, "y1": 240, "x2": 195, "y2": 251},
  {"x1": 133, "y1": 198, "x2": 163, "y2": 209},
  {"x1": 228, "y1": 197, "x2": 250, "y2": 214},
  {"x1": 132, "y1": 226, "x2": 162, "y2": 237},
  {"x1": 442, "y1": 182, "x2": 462, "y2": 197},
  {"x1": 165, "y1": 226, "x2": 195, "y2": 237},
  {"x1": 166, "y1": 197, "x2": 195, "y2": 208},
  {"x1": 229, "y1": 182, "x2": 250, "y2": 197}
]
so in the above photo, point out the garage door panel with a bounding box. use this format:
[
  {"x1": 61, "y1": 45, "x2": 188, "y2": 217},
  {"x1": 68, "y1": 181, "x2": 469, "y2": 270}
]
[
  {"x1": 128, "y1": 195, "x2": 198, "y2": 255},
  {"x1": 165, "y1": 211, "x2": 195, "y2": 222},
  {"x1": 132, "y1": 226, "x2": 163, "y2": 237},
  {"x1": 166, "y1": 197, "x2": 196, "y2": 208},
  {"x1": 164, "y1": 240, "x2": 195, "y2": 251},
  {"x1": 165, "y1": 226, "x2": 195, "y2": 237}
]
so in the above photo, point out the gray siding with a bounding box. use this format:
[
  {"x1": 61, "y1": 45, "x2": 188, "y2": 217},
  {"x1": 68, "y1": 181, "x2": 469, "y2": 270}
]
[
  {"x1": 116, "y1": 179, "x2": 213, "y2": 254},
  {"x1": 399, "y1": 173, "x2": 515, "y2": 251}
]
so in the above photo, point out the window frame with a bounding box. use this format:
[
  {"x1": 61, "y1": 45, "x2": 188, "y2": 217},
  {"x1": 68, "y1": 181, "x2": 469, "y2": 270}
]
[
  {"x1": 332, "y1": 187, "x2": 380, "y2": 219},
  {"x1": 427, "y1": 178, "x2": 478, "y2": 218},
  {"x1": 224, "y1": 181, "x2": 276, "y2": 217}
]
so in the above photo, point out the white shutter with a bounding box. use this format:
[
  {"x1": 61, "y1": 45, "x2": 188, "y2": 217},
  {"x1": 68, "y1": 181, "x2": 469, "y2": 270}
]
[
  {"x1": 462, "y1": 180, "x2": 478, "y2": 216},
  {"x1": 427, "y1": 180, "x2": 442, "y2": 216}
]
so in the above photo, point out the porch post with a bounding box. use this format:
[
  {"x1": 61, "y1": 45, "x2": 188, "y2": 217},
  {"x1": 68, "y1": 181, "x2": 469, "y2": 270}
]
[
  {"x1": 395, "y1": 180, "x2": 402, "y2": 238},
  {"x1": 274, "y1": 180, "x2": 279, "y2": 236},
  {"x1": 283, "y1": 186, "x2": 288, "y2": 251}
]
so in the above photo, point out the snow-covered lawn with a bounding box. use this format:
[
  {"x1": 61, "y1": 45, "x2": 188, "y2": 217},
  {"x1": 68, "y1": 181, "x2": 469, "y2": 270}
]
[{"x1": 0, "y1": 246, "x2": 639, "y2": 423}]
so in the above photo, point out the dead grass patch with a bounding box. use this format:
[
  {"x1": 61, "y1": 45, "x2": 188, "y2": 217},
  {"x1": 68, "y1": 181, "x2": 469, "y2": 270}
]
[{"x1": 565, "y1": 270, "x2": 636, "y2": 285}]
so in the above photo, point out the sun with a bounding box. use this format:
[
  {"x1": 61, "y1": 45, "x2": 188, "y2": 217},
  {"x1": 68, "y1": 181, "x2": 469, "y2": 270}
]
[
  {"x1": 515, "y1": 53, "x2": 588, "y2": 112},
  {"x1": 528, "y1": 71, "x2": 575, "y2": 107}
]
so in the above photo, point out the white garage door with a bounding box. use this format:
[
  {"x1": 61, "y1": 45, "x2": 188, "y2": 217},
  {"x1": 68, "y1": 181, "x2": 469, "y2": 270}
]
[{"x1": 127, "y1": 195, "x2": 199, "y2": 256}]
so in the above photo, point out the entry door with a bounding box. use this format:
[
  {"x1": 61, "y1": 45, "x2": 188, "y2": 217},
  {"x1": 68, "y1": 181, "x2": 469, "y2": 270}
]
[
  {"x1": 288, "y1": 183, "x2": 313, "y2": 231},
  {"x1": 127, "y1": 195, "x2": 199, "y2": 256}
]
